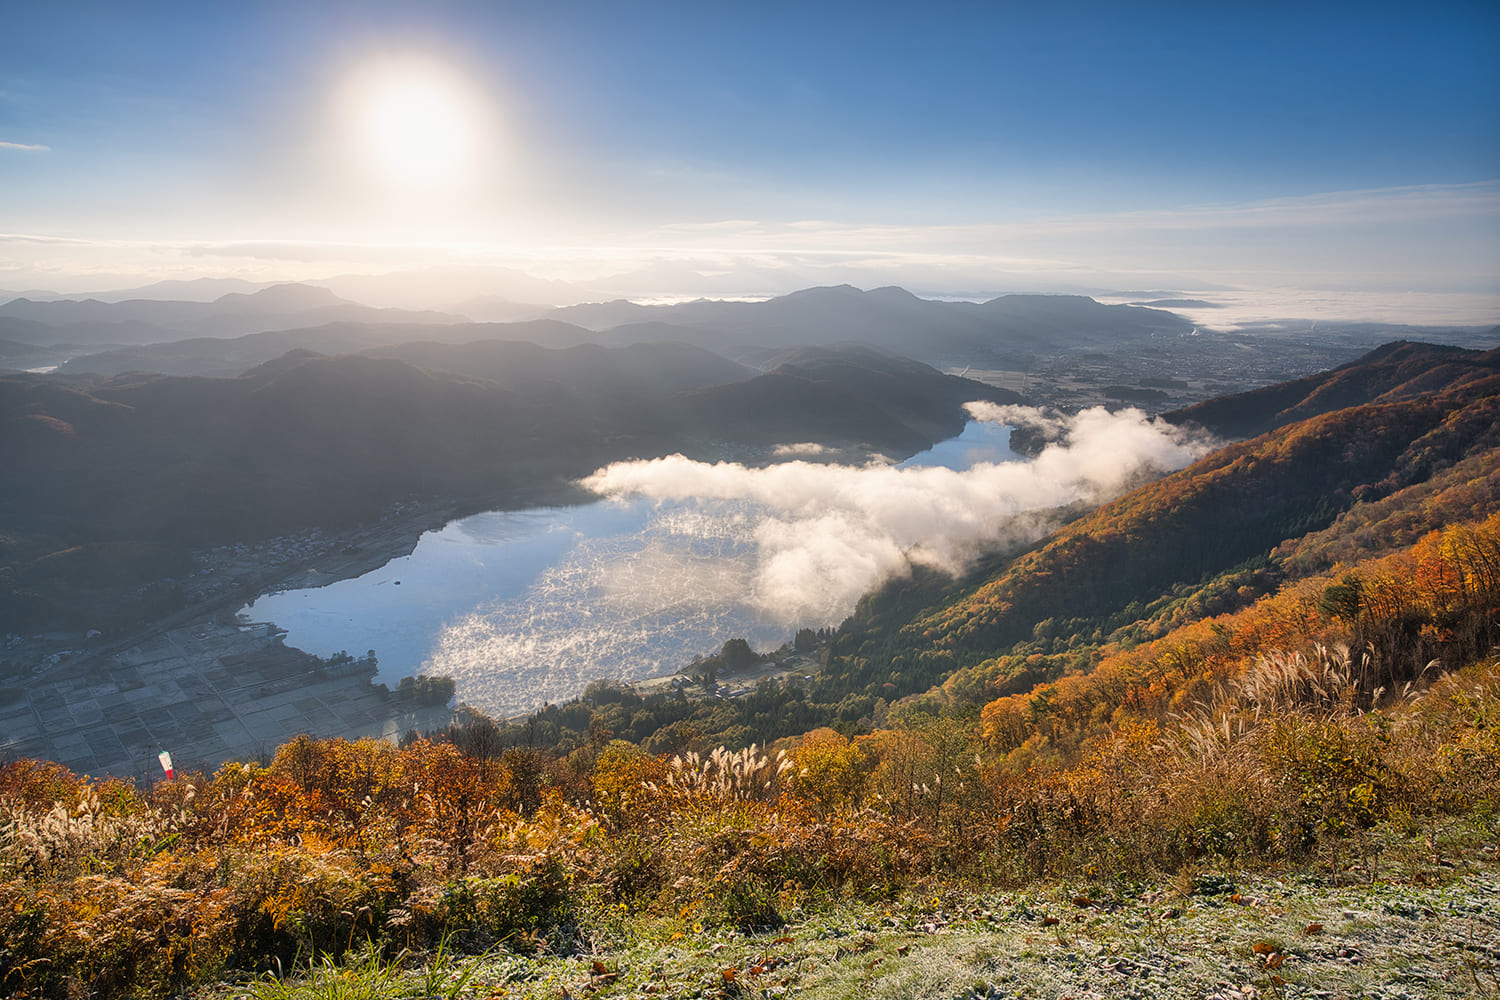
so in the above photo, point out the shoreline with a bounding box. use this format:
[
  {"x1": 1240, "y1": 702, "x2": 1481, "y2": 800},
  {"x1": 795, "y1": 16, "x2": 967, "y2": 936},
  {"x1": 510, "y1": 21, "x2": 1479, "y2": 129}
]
[{"x1": 1, "y1": 485, "x2": 592, "y2": 780}]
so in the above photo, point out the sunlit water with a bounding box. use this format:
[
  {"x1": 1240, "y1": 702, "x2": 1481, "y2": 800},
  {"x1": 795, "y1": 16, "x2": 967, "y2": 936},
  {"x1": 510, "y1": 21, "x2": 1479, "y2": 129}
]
[{"x1": 241, "y1": 420, "x2": 1017, "y2": 716}]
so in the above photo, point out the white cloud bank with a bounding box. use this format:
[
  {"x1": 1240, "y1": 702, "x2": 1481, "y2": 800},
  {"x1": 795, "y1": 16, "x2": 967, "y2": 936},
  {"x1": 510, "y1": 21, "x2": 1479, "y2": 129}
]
[
  {"x1": 582, "y1": 404, "x2": 1213, "y2": 623},
  {"x1": 416, "y1": 404, "x2": 1214, "y2": 715}
]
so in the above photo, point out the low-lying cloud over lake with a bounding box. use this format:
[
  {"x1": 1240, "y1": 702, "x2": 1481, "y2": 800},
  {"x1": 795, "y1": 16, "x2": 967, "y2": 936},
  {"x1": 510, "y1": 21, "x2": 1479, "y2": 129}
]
[
  {"x1": 425, "y1": 405, "x2": 1214, "y2": 714},
  {"x1": 582, "y1": 404, "x2": 1211, "y2": 622}
]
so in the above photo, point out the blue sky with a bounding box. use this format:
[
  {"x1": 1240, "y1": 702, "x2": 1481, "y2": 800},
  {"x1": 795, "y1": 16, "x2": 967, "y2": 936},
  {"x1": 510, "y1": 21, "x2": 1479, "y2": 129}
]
[{"x1": 2, "y1": 0, "x2": 1497, "y2": 320}]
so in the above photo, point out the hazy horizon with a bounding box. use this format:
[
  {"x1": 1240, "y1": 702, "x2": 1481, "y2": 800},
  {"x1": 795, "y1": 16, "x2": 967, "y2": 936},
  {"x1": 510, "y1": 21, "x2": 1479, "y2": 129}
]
[{"x1": 3, "y1": 3, "x2": 1497, "y2": 329}]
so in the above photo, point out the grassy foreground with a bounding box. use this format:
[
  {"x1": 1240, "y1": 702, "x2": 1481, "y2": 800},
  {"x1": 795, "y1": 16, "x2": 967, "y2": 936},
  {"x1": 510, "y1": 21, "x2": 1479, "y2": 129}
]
[
  {"x1": 203, "y1": 840, "x2": 1499, "y2": 1000},
  {"x1": 2, "y1": 654, "x2": 1497, "y2": 998}
]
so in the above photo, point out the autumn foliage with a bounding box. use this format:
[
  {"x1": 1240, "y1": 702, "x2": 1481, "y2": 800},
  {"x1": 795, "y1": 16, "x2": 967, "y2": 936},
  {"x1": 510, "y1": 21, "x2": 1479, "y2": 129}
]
[{"x1": 4, "y1": 464, "x2": 1500, "y2": 996}]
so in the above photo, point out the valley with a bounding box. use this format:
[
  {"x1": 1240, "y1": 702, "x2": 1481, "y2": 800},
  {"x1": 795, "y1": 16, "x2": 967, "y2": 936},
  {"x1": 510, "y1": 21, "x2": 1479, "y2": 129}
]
[
  {"x1": 2, "y1": 284, "x2": 1497, "y2": 1000},
  {"x1": 4, "y1": 291, "x2": 1494, "y2": 778}
]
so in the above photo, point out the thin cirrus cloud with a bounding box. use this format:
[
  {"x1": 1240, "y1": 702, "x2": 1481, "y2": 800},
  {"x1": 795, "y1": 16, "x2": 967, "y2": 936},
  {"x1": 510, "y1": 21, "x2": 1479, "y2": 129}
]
[
  {"x1": 646, "y1": 182, "x2": 1500, "y2": 248},
  {"x1": 2, "y1": 180, "x2": 1495, "y2": 318},
  {"x1": 0, "y1": 141, "x2": 50, "y2": 152}
]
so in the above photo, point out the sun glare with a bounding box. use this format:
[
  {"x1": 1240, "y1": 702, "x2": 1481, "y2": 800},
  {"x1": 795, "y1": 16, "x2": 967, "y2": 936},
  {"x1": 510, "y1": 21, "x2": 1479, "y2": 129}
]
[{"x1": 352, "y1": 60, "x2": 483, "y2": 191}]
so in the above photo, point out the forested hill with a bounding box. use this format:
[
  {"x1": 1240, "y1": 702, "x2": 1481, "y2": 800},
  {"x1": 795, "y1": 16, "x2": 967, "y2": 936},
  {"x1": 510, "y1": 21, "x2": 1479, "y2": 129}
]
[
  {"x1": 814, "y1": 340, "x2": 1500, "y2": 709},
  {"x1": 1165, "y1": 339, "x2": 1500, "y2": 439}
]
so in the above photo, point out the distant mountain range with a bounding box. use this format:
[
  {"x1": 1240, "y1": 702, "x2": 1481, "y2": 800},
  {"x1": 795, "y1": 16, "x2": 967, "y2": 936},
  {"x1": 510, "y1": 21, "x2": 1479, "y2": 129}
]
[
  {"x1": 10, "y1": 280, "x2": 1496, "y2": 388},
  {"x1": 0, "y1": 283, "x2": 464, "y2": 350},
  {"x1": 12, "y1": 283, "x2": 1201, "y2": 378},
  {"x1": 51, "y1": 320, "x2": 604, "y2": 378},
  {"x1": 548, "y1": 285, "x2": 1194, "y2": 359}
]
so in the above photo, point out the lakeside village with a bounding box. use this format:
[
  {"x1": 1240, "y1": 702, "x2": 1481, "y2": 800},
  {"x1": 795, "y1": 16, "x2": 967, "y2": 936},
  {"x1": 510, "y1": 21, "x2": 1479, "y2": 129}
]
[{"x1": 2, "y1": 581, "x2": 831, "y2": 788}]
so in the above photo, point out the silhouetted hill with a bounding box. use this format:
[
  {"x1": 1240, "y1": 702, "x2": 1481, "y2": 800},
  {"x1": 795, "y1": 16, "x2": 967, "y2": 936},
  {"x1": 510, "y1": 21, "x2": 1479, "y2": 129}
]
[
  {"x1": 749, "y1": 345, "x2": 1020, "y2": 441},
  {"x1": 366, "y1": 339, "x2": 751, "y2": 393},
  {"x1": 57, "y1": 324, "x2": 426, "y2": 376},
  {"x1": 52, "y1": 276, "x2": 269, "y2": 303},
  {"x1": 597, "y1": 321, "x2": 717, "y2": 348},
  {"x1": 550, "y1": 286, "x2": 1190, "y2": 361},
  {"x1": 675, "y1": 372, "x2": 931, "y2": 452},
  {"x1": 55, "y1": 319, "x2": 607, "y2": 377},
  {"x1": 364, "y1": 339, "x2": 755, "y2": 429},
  {"x1": 1, "y1": 284, "x2": 465, "y2": 347},
  {"x1": 0, "y1": 317, "x2": 56, "y2": 346},
  {"x1": 671, "y1": 346, "x2": 1018, "y2": 453},
  {"x1": 0, "y1": 345, "x2": 1006, "y2": 630},
  {"x1": 547, "y1": 298, "x2": 659, "y2": 329},
  {"x1": 0, "y1": 337, "x2": 52, "y2": 369},
  {"x1": 968, "y1": 293, "x2": 1189, "y2": 344}
]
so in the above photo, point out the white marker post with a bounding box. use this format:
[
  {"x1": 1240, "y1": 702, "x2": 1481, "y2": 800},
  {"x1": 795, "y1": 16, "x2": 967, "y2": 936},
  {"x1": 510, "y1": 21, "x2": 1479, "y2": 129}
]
[{"x1": 158, "y1": 750, "x2": 174, "y2": 780}]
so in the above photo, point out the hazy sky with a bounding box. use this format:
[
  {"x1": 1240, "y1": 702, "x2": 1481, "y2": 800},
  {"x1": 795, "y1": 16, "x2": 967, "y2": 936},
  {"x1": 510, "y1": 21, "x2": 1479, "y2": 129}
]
[{"x1": 2, "y1": 1, "x2": 1498, "y2": 317}]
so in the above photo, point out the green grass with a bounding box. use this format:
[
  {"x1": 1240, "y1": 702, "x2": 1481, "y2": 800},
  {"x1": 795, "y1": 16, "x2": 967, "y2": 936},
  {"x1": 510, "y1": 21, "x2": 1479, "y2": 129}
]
[{"x1": 233, "y1": 935, "x2": 484, "y2": 1000}]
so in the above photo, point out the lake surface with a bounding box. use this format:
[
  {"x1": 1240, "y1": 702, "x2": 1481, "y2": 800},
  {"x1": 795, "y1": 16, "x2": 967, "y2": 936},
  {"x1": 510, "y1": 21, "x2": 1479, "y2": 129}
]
[{"x1": 242, "y1": 420, "x2": 1018, "y2": 716}]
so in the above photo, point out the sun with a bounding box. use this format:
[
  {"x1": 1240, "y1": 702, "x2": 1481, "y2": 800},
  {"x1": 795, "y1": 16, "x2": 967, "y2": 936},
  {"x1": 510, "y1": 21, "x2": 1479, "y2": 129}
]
[{"x1": 353, "y1": 60, "x2": 482, "y2": 191}]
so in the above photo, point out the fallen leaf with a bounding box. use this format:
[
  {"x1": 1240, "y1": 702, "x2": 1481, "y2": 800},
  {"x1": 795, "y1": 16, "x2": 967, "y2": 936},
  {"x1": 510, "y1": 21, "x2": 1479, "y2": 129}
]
[
  {"x1": 1265, "y1": 953, "x2": 1286, "y2": 969},
  {"x1": 1072, "y1": 896, "x2": 1094, "y2": 907},
  {"x1": 1304, "y1": 922, "x2": 1324, "y2": 935},
  {"x1": 591, "y1": 960, "x2": 608, "y2": 976},
  {"x1": 1252, "y1": 941, "x2": 1277, "y2": 955},
  {"x1": 1041, "y1": 916, "x2": 1060, "y2": 926}
]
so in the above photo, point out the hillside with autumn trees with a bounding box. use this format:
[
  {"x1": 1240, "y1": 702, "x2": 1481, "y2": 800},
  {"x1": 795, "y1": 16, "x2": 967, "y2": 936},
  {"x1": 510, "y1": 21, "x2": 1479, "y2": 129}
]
[
  {"x1": 814, "y1": 343, "x2": 1500, "y2": 710},
  {"x1": 1, "y1": 341, "x2": 1498, "y2": 998}
]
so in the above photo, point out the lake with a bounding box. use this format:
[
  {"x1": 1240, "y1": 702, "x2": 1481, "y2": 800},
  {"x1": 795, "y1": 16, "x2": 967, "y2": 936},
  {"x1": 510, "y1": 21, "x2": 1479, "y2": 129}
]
[{"x1": 241, "y1": 419, "x2": 1019, "y2": 716}]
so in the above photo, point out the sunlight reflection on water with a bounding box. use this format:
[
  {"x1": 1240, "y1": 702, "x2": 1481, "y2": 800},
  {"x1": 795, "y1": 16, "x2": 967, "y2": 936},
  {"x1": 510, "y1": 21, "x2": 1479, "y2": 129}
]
[{"x1": 243, "y1": 421, "x2": 1020, "y2": 716}]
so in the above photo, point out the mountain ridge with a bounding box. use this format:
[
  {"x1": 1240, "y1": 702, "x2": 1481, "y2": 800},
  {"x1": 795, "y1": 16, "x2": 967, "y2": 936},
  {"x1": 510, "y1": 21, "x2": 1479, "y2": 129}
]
[{"x1": 0, "y1": 283, "x2": 466, "y2": 348}]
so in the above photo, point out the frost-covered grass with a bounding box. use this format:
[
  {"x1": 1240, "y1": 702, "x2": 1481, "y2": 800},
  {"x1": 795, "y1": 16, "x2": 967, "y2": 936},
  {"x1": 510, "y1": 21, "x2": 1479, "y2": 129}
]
[{"x1": 206, "y1": 842, "x2": 1500, "y2": 1000}]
